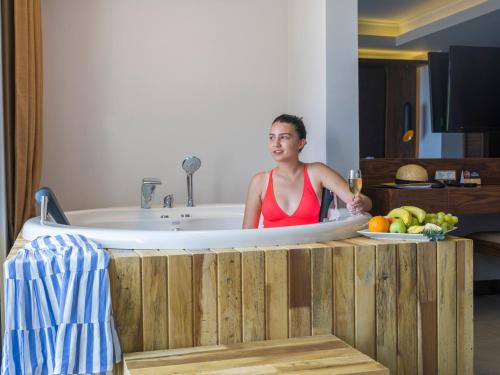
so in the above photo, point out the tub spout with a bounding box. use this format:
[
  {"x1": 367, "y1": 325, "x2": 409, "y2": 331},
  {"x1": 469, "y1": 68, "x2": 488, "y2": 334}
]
[{"x1": 141, "y1": 178, "x2": 162, "y2": 209}]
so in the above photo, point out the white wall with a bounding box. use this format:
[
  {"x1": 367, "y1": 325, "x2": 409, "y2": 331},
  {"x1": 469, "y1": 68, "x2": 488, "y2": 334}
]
[
  {"x1": 326, "y1": 0, "x2": 359, "y2": 177},
  {"x1": 42, "y1": 0, "x2": 359, "y2": 210},
  {"x1": 42, "y1": 0, "x2": 288, "y2": 210},
  {"x1": 287, "y1": 0, "x2": 326, "y2": 163}
]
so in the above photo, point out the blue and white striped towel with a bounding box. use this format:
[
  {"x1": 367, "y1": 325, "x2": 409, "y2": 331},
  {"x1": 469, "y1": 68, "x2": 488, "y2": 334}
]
[{"x1": 2, "y1": 234, "x2": 122, "y2": 374}]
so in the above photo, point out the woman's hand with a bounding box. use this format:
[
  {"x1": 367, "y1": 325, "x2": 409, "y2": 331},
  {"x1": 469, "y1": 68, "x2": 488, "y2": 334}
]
[{"x1": 347, "y1": 196, "x2": 363, "y2": 214}]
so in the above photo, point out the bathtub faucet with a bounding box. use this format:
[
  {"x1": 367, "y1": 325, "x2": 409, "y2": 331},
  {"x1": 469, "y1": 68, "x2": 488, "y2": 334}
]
[{"x1": 141, "y1": 178, "x2": 162, "y2": 209}]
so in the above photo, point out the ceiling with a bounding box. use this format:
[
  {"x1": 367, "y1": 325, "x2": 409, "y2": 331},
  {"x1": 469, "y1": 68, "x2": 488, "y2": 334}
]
[
  {"x1": 358, "y1": 0, "x2": 460, "y2": 22},
  {"x1": 358, "y1": 0, "x2": 500, "y2": 55}
]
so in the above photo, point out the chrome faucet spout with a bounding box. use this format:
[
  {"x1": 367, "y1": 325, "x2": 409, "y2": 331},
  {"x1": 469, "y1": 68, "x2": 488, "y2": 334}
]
[{"x1": 141, "y1": 178, "x2": 162, "y2": 209}]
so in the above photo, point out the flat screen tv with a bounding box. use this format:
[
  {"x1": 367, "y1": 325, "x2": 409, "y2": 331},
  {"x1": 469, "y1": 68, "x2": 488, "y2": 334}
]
[
  {"x1": 428, "y1": 52, "x2": 449, "y2": 132},
  {"x1": 447, "y1": 46, "x2": 500, "y2": 132}
]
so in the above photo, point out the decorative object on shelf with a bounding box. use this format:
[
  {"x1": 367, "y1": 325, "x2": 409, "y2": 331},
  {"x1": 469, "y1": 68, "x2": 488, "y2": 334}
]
[
  {"x1": 435, "y1": 170, "x2": 457, "y2": 183},
  {"x1": 460, "y1": 169, "x2": 481, "y2": 185}
]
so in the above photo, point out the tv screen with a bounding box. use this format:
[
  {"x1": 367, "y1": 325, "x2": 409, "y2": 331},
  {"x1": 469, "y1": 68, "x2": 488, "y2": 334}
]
[
  {"x1": 447, "y1": 46, "x2": 500, "y2": 132},
  {"x1": 428, "y1": 52, "x2": 449, "y2": 133}
]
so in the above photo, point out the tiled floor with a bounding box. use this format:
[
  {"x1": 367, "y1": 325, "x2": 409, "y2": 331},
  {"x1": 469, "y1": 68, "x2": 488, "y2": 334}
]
[{"x1": 475, "y1": 294, "x2": 500, "y2": 375}]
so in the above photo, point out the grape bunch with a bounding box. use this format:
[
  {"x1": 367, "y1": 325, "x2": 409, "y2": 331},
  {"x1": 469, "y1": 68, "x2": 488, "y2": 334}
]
[{"x1": 424, "y1": 212, "x2": 459, "y2": 232}]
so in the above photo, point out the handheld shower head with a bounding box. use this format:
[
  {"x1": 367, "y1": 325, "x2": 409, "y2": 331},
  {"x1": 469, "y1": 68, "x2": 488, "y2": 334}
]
[
  {"x1": 182, "y1": 156, "x2": 201, "y2": 175},
  {"x1": 182, "y1": 156, "x2": 201, "y2": 206}
]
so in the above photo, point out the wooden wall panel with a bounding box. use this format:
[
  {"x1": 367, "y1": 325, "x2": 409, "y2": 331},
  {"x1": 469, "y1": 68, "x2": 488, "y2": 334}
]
[
  {"x1": 240, "y1": 249, "x2": 265, "y2": 342},
  {"x1": 191, "y1": 250, "x2": 218, "y2": 347},
  {"x1": 135, "y1": 250, "x2": 168, "y2": 351},
  {"x1": 98, "y1": 238, "x2": 474, "y2": 374},
  {"x1": 397, "y1": 243, "x2": 418, "y2": 375},
  {"x1": 108, "y1": 250, "x2": 143, "y2": 353},
  {"x1": 437, "y1": 241, "x2": 457, "y2": 374},
  {"x1": 331, "y1": 243, "x2": 355, "y2": 346},
  {"x1": 264, "y1": 248, "x2": 288, "y2": 340},
  {"x1": 376, "y1": 243, "x2": 397, "y2": 374},
  {"x1": 288, "y1": 248, "x2": 311, "y2": 338},
  {"x1": 215, "y1": 250, "x2": 242, "y2": 344},
  {"x1": 417, "y1": 242, "x2": 438, "y2": 375},
  {"x1": 456, "y1": 239, "x2": 474, "y2": 375},
  {"x1": 311, "y1": 246, "x2": 333, "y2": 336},
  {"x1": 167, "y1": 252, "x2": 193, "y2": 348}
]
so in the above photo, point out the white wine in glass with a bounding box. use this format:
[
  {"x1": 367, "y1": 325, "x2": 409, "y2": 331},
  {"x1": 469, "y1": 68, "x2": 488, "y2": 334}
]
[{"x1": 348, "y1": 169, "x2": 362, "y2": 197}]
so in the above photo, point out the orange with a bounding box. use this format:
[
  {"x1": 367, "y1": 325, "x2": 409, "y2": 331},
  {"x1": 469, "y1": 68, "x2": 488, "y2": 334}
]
[{"x1": 368, "y1": 216, "x2": 389, "y2": 232}]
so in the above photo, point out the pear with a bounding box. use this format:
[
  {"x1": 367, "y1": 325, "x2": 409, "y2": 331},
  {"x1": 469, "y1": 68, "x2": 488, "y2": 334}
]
[
  {"x1": 387, "y1": 208, "x2": 412, "y2": 226},
  {"x1": 401, "y1": 206, "x2": 426, "y2": 224},
  {"x1": 407, "y1": 225, "x2": 425, "y2": 234}
]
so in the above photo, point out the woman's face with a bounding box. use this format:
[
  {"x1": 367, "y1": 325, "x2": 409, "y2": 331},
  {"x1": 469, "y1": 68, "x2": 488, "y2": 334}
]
[{"x1": 268, "y1": 122, "x2": 306, "y2": 161}]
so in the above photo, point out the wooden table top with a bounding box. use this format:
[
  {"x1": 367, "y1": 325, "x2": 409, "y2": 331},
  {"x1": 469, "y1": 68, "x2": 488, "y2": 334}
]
[{"x1": 123, "y1": 335, "x2": 389, "y2": 375}]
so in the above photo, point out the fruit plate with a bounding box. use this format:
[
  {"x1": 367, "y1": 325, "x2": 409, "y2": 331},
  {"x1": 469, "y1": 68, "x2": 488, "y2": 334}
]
[{"x1": 357, "y1": 228, "x2": 457, "y2": 242}]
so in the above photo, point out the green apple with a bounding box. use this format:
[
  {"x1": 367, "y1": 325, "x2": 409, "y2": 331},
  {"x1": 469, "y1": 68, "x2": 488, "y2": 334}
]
[{"x1": 390, "y1": 219, "x2": 407, "y2": 233}]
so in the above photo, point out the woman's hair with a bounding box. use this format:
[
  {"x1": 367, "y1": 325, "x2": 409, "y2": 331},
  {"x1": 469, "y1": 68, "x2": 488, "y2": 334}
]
[{"x1": 272, "y1": 114, "x2": 307, "y2": 140}]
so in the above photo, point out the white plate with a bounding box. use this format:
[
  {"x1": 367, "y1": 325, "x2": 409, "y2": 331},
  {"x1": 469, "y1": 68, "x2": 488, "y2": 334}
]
[{"x1": 357, "y1": 227, "x2": 457, "y2": 242}]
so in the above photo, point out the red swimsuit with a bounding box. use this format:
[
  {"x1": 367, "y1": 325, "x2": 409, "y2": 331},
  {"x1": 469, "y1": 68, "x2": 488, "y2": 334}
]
[{"x1": 262, "y1": 164, "x2": 320, "y2": 228}]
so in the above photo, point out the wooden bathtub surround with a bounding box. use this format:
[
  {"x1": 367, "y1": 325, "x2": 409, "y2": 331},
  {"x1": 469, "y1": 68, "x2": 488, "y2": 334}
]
[
  {"x1": 123, "y1": 335, "x2": 389, "y2": 374},
  {"x1": 103, "y1": 237, "x2": 474, "y2": 375}
]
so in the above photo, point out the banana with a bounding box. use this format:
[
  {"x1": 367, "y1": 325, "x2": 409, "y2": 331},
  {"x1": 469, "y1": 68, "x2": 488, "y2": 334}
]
[
  {"x1": 401, "y1": 206, "x2": 426, "y2": 224},
  {"x1": 387, "y1": 208, "x2": 412, "y2": 226},
  {"x1": 407, "y1": 225, "x2": 425, "y2": 234}
]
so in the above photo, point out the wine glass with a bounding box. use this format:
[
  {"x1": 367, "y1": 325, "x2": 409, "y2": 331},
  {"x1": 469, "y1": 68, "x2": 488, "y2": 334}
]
[{"x1": 348, "y1": 169, "x2": 362, "y2": 215}]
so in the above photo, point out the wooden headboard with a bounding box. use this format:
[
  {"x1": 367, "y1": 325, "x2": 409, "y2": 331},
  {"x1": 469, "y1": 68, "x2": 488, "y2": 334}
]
[{"x1": 360, "y1": 158, "x2": 500, "y2": 186}]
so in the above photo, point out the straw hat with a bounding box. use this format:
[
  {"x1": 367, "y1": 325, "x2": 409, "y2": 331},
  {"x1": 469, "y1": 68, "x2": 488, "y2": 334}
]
[{"x1": 395, "y1": 164, "x2": 429, "y2": 183}]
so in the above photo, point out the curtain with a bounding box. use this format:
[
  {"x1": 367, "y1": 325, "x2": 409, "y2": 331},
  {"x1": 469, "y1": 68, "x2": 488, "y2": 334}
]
[{"x1": 1, "y1": 0, "x2": 43, "y2": 248}]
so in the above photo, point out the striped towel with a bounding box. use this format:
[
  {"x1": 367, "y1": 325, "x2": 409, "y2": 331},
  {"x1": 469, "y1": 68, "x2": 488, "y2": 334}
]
[{"x1": 2, "y1": 234, "x2": 122, "y2": 374}]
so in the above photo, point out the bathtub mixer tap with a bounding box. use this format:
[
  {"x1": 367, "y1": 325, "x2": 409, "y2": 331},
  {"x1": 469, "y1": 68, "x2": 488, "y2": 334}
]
[{"x1": 141, "y1": 178, "x2": 162, "y2": 209}]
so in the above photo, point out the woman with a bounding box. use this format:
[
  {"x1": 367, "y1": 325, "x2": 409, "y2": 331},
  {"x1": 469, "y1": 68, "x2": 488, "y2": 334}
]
[{"x1": 242, "y1": 114, "x2": 372, "y2": 229}]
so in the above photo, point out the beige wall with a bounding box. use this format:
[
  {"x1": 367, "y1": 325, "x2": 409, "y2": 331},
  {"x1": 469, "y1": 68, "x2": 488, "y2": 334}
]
[{"x1": 41, "y1": 0, "x2": 358, "y2": 210}]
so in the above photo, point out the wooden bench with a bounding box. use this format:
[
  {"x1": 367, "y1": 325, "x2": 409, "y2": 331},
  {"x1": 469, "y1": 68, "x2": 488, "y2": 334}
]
[
  {"x1": 123, "y1": 335, "x2": 389, "y2": 374},
  {"x1": 469, "y1": 232, "x2": 500, "y2": 257}
]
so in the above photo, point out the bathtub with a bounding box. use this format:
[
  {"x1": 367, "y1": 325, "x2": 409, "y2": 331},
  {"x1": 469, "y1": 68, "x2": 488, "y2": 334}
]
[{"x1": 22, "y1": 204, "x2": 370, "y2": 249}]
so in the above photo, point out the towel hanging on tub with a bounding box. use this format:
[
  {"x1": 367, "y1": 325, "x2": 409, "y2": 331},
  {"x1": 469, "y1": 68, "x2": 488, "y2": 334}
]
[{"x1": 2, "y1": 234, "x2": 122, "y2": 375}]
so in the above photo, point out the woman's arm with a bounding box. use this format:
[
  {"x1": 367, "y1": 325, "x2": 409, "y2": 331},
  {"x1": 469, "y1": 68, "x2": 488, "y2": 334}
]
[
  {"x1": 242, "y1": 172, "x2": 266, "y2": 229},
  {"x1": 312, "y1": 163, "x2": 372, "y2": 213}
]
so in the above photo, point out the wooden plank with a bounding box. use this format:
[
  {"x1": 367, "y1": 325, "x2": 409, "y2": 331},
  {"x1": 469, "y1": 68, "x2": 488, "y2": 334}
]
[
  {"x1": 215, "y1": 250, "x2": 242, "y2": 344},
  {"x1": 135, "y1": 250, "x2": 168, "y2": 351},
  {"x1": 417, "y1": 241, "x2": 438, "y2": 375},
  {"x1": 375, "y1": 243, "x2": 397, "y2": 374},
  {"x1": 397, "y1": 243, "x2": 418, "y2": 375},
  {"x1": 332, "y1": 243, "x2": 355, "y2": 346},
  {"x1": 437, "y1": 240, "x2": 457, "y2": 374},
  {"x1": 240, "y1": 249, "x2": 265, "y2": 342},
  {"x1": 288, "y1": 247, "x2": 311, "y2": 338},
  {"x1": 311, "y1": 246, "x2": 333, "y2": 336},
  {"x1": 263, "y1": 248, "x2": 288, "y2": 340},
  {"x1": 191, "y1": 250, "x2": 218, "y2": 347},
  {"x1": 456, "y1": 239, "x2": 473, "y2": 375},
  {"x1": 123, "y1": 335, "x2": 389, "y2": 375},
  {"x1": 108, "y1": 250, "x2": 143, "y2": 353},
  {"x1": 354, "y1": 243, "x2": 376, "y2": 358},
  {"x1": 167, "y1": 252, "x2": 193, "y2": 348}
]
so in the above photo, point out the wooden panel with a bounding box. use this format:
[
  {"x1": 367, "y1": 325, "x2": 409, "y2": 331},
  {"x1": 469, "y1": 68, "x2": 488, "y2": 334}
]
[
  {"x1": 448, "y1": 185, "x2": 500, "y2": 214},
  {"x1": 351, "y1": 241, "x2": 376, "y2": 358},
  {"x1": 167, "y1": 252, "x2": 193, "y2": 349},
  {"x1": 123, "y1": 335, "x2": 390, "y2": 375},
  {"x1": 135, "y1": 250, "x2": 168, "y2": 351},
  {"x1": 240, "y1": 249, "x2": 265, "y2": 342},
  {"x1": 191, "y1": 250, "x2": 218, "y2": 346},
  {"x1": 397, "y1": 243, "x2": 418, "y2": 375},
  {"x1": 361, "y1": 158, "x2": 500, "y2": 187},
  {"x1": 417, "y1": 241, "x2": 438, "y2": 375},
  {"x1": 311, "y1": 246, "x2": 333, "y2": 336},
  {"x1": 332, "y1": 243, "x2": 355, "y2": 346},
  {"x1": 108, "y1": 250, "x2": 143, "y2": 353},
  {"x1": 376, "y1": 243, "x2": 397, "y2": 374},
  {"x1": 264, "y1": 248, "x2": 288, "y2": 340},
  {"x1": 288, "y1": 248, "x2": 311, "y2": 338},
  {"x1": 437, "y1": 240, "x2": 457, "y2": 374},
  {"x1": 216, "y1": 250, "x2": 242, "y2": 344},
  {"x1": 456, "y1": 239, "x2": 474, "y2": 375}
]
